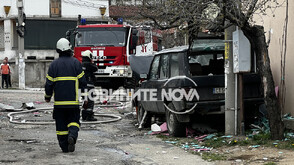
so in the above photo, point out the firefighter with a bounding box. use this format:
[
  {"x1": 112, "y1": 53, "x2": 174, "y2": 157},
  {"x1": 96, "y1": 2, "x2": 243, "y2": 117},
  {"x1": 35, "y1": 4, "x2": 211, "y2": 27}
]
[
  {"x1": 45, "y1": 38, "x2": 86, "y2": 153},
  {"x1": 81, "y1": 50, "x2": 98, "y2": 121}
]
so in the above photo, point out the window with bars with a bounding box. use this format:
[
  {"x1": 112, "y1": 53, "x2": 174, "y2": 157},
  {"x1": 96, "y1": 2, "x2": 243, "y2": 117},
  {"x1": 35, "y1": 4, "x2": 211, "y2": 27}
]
[{"x1": 50, "y1": 0, "x2": 61, "y2": 17}]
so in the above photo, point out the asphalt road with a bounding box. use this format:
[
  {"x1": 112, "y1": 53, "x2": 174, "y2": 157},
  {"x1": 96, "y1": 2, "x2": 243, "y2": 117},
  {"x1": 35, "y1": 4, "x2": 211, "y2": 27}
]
[{"x1": 0, "y1": 89, "x2": 214, "y2": 165}]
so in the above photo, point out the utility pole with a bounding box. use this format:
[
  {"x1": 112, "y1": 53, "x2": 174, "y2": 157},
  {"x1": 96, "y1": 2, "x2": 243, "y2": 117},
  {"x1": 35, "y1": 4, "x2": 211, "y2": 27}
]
[
  {"x1": 225, "y1": 25, "x2": 236, "y2": 135},
  {"x1": 17, "y1": 0, "x2": 25, "y2": 89}
]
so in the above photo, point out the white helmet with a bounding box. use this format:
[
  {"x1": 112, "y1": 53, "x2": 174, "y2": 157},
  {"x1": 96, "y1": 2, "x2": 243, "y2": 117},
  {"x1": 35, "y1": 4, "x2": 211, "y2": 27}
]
[
  {"x1": 56, "y1": 38, "x2": 71, "y2": 52},
  {"x1": 82, "y1": 50, "x2": 93, "y2": 59}
]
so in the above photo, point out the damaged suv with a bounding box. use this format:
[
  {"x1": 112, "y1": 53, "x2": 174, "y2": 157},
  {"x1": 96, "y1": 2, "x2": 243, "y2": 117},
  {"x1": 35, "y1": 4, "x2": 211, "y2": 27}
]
[{"x1": 135, "y1": 38, "x2": 264, "y2": 137}]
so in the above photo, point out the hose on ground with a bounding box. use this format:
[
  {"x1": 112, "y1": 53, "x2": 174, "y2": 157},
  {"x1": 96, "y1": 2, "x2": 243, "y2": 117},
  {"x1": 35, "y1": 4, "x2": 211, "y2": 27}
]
[{"x1": 7, "y1": 107, "x2": 122, "y2": 125}]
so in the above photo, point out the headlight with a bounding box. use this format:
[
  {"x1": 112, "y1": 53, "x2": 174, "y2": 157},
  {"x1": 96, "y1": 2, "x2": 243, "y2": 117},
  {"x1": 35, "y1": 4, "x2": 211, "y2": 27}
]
[{"x1": 119, "y1": 69, "x2": 125, "y2": 74}]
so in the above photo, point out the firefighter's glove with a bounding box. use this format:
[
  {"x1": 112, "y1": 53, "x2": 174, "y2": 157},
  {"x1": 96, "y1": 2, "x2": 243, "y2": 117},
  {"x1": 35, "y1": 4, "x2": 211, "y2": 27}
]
[{"x1": 45, "y1": 97, "x2": 51, "y2": 103}]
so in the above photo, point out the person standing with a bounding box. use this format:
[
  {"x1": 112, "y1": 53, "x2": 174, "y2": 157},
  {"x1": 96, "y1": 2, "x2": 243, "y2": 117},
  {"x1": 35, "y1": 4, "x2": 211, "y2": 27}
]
[
  {"x1": 4, "y1": 57, "x2": 12, "y2": 88},
  {"x1": 45, "y1": 38, "x2": 87, "y2": 153},
  {"x1": 1, "y1": 59, "x2": 10, "y2": 89},
  {"x1": 81, "y1": 50, "x2": 98, "y2": 121}
]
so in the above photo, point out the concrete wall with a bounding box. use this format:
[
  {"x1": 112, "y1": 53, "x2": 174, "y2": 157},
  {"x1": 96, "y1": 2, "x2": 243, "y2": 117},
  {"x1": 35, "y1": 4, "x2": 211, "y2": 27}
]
[
  {"x1": 0, "y1": 19, "x2": 17, "y2": 61},
  {"x1": 7, "y1": 60, "x2": 52, "y2": 88},
  {"x1": 255, "y1": 1, "x2": 294, "y2": 114}
]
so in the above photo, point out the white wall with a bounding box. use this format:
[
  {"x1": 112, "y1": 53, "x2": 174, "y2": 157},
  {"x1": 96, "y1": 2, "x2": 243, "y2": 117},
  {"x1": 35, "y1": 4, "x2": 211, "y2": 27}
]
[
  {"x1": 0, "y1": 0, "x2": 18, "y2": 18},
  {"x1": 0, "y1": 20, "x2": 16, "y2": 61},
  {"x1": 62, "y1": 0, "x2": 109, "y2": 18},
  {"x1": 24, "y1": 0, "x2": 50, "y2": 17},
  {"x1": 0, "y1": 0, "x2": 109, "y2": 18},
  {"x1": 0, "y1": 0, "x2": 109, "y2": 61}
]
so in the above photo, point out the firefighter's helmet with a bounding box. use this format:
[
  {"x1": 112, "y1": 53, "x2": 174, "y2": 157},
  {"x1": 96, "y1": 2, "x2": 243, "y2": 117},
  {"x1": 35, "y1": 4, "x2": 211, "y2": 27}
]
[
  {"x1": 56, "y1": 38, "x2": 71, "y2": 52},
  {"x1": 82, "y1": 50, "x2": 93, "y2": 59}
]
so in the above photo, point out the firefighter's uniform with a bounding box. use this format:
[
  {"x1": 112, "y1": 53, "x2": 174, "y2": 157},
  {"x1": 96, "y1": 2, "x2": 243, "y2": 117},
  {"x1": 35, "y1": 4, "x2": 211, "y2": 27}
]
[
  {"x1": 45, "y1": 38, "x2": 86, "y2": 152},
  {"x1": 81, "y1": 50, "x2": 98, "y2": 121}
]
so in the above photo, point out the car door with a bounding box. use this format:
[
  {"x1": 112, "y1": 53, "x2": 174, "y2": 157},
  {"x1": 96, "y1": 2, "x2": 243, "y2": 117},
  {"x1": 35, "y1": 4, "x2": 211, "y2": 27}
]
[
  {"x1": 140, "y1": 55, "x2": 160, "y2": 112},
  {"x1": 156, "y1": 54, "x2": 170, "y2": 113}
]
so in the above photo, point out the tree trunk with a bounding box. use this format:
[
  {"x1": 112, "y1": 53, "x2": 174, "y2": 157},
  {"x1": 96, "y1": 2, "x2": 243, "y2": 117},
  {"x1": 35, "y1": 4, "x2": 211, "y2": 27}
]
[
  {"x1": 242, "y1": 25, "x2": 284, "y2": 140},
  {"x1": 188, "y1": 21, "x2": 199, "y2": 46}
]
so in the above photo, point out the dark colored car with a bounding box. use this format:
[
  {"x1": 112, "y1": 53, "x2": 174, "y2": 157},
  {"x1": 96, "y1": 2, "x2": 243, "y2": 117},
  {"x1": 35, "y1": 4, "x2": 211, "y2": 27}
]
[{"x1": 134, "y1": 39, "x2": 264, "y2": 137}]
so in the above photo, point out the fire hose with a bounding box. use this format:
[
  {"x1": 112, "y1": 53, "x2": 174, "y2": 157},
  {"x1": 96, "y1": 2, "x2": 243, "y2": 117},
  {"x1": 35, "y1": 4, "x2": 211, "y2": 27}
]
[{"x1": 7, "y1": 102, "x2": 124, "y2": 125}]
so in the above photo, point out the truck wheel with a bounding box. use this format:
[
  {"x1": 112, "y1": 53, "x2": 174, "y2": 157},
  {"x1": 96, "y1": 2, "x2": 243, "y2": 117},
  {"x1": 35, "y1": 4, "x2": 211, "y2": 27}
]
[
  {"x1": 125, "y1": 74, "x2": 137, "y2": 89},
  {"x1": 165, "y1": 103, "x2": 186, "y2": 137},
  {"x1": 137, "y1": 103, "x2": 151, "y2": 128}
]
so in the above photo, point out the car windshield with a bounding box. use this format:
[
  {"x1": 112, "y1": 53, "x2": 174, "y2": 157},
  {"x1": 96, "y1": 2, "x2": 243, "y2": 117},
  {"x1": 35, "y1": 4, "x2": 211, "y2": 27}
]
[{"x1": 75, "y1": 27, "x2": 127, "y2": 47}]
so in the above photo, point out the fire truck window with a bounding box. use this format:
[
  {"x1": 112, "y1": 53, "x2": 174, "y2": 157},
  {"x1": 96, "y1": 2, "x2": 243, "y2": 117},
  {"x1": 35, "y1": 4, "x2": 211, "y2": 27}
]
[
  {"x1": 137, "y1": 29, "x2": 151, "y2": 45},
  {"x1": 170, "y1": 54, "x2": 179, "y2": 77},
  {"x1": 76, "y1": 27, "x2": 126, "y2": 47},
  {"x1": 149, "y1": 56, "x2": 160, "y2": 80},
  {"x1": 159, "y1": 55, "x2": 169, "y2": 79}
]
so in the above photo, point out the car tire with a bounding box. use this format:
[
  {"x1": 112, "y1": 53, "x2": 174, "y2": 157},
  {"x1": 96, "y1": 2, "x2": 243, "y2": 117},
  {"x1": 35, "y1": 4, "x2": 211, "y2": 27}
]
[
  {"x1": 137, "y1": 103, "x2": 151, "y2": 128},
  {"x1": 165, "y1": 103, "x2": 186, "y2": 137}
]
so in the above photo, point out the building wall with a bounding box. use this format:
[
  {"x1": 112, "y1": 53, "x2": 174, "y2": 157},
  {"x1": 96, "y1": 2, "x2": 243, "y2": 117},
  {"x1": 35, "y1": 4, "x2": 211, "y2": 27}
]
[
  {"x1": 0, "y1": 21, "x2": 4, "y2": 50},
  {"x1": 8, "y1": 59, "x2": 52, "y2": 88},
  {"x1": 62, "y1": 0, "x2": 109, "y2": 18},
  {"x1": 24, "y1": 0, "x2": 50, "y2": 16},
  {"x1": 0, "y1": 0, "x2": 109, "y2": 61},
  {"x1": 256, "y1": 1, "x2": 294, "y2": 114},
  {"x1": 0, "y1": 0, "x2": 109, "y2": 88},
  {"x1": 0, "y1": 0, "x2": 109, "y2": 18}
]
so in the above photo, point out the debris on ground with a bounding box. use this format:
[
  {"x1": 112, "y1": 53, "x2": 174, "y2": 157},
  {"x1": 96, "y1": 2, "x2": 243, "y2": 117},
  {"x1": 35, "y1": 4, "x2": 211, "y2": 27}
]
[
  {"x1": 34, "y1": 101, "x2": 43, "y2": 104},
  {"x1": 33, "y1": 112, "x2": 42, "y2": 117},
  {"x1": 21, "y1": 102, "x2": 35, "y2": 110},
  {"x1": 151, "y1": 124, "x2": 161, "y2": 132},
  {"x1": 0, "y1": 103, "x2": 15, "y2": 111},
  {"x1": 148, "y1": 122, "x2": 168, "y2": 135},
  {"x1": 249, "y1": 145, "x2": 260, "y2": 148}
]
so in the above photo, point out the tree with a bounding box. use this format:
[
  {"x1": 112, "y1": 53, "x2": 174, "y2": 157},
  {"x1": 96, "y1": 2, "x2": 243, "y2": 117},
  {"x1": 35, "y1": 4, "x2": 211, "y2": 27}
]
[{"x1": 139, "y1": 0, "x2": 285, "y2": 139}]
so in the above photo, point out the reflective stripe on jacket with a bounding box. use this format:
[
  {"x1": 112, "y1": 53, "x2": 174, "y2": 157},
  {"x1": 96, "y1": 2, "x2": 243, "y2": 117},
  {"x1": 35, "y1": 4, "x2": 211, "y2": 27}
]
[{"x1": 45, "y1": 56, "x2": 87, "y2": 108}]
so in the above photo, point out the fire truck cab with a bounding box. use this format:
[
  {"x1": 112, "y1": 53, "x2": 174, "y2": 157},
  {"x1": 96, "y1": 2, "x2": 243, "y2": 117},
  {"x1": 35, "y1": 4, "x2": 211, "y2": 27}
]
[{"x1": 67, "y1": 21, "x2": 162, "y2": 89}]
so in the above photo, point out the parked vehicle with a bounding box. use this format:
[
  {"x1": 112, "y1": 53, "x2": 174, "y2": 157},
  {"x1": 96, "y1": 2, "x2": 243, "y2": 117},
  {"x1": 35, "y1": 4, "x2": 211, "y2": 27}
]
[
  {"x1": 134, "y1": 38, "x2": 264, "y2": 137},
  {"x1": 66, "y1": 20, "x2": 162, "y2": 89}
]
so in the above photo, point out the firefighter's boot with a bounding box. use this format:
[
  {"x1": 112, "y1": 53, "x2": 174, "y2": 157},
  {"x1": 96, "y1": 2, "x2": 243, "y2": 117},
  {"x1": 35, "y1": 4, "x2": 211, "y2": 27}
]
[
  {"x1": 68, "y1": 136, "x2": 75, "y2": 152},
  {"x1": 82, "y1": 109, "x2": 97, "y2": 121},
  {"x1": 87, "y1": 111, "x2": 97, "y2": 121},
  {"x1": 82, "y1": 109, "x2": 88, "y2": 121}
]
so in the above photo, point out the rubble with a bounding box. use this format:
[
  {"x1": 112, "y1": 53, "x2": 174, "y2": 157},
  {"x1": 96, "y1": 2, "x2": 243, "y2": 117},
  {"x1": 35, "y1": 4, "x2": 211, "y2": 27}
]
[
  {"x1": 148, "y1": 122, "x2": 168, "y2": 135},
  {"x1": 0, "y1": 103, "x2": 15, "y2": 111},
  {"x1": 22, "y1": 102, "x2": 35, "y2": 110},
  {"x1": 151, "y1": 124, "x2": 161, "y2": 132}
]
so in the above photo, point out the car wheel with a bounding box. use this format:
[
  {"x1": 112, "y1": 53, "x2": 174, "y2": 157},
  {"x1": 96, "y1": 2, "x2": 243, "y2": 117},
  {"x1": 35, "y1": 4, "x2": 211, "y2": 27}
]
[
  {"x1": 137, "y1": 103, "x2": 151, "y2": 128},
  {"x1": 165, "y1": 103, "x2": 186, "y2": 137}
]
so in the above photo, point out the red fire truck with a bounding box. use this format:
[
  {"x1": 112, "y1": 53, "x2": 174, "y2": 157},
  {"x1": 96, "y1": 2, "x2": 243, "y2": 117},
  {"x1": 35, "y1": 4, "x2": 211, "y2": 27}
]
[{"x1": 67, "y1": 23, "x2": 162, "y2": 89}]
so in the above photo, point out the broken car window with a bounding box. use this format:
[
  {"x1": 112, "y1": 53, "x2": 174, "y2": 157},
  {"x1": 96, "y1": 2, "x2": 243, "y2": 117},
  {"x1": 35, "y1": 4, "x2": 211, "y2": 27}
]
[
  {"x1": 159, "y1": 55, "x2": 169, "y2": 79},
  {"x1": 170, "y1": 54, "x2": 180, "y2": 77},
  {"x1": 149, "y1": 56, "x2": 160, "y2": 79}
]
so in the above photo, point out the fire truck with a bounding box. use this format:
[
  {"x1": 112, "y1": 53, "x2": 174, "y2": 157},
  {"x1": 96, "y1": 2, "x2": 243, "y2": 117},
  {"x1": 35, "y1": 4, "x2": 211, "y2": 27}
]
[{"x1": 66, "y1": 22, "x2": 162, "y2": 89}]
